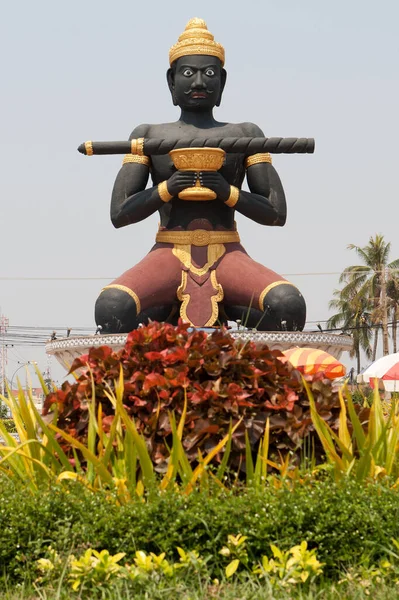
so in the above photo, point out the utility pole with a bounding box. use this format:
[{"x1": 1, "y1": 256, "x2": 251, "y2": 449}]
[
  {"x1": 0, "y1": 314, "x2": 9, "y2": 397},
  {"x1": 43, "y1": 353, "x2": 53, "y2": 391}
]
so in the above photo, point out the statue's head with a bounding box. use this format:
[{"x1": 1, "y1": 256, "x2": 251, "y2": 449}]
[{"x1": 167, "y1": 18, "x2": 227, "y2": 111}]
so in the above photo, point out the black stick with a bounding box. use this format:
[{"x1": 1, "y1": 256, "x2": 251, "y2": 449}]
[{"x1": 78, "y1": 136, "x2": 315, "y2": 156}]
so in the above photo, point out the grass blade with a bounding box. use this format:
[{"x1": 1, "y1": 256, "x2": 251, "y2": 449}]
[
  {"x1": 185, "y1": 418, "x2": 242, "y2": 495},
  {"x1": 216, "y1": 420, "x2": 233, "y2": 481},
  {"x1": 245, "y1": 430, "x2": 254, "y2": 487}
]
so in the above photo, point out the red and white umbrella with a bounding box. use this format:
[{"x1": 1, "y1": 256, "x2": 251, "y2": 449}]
[{"x1": 360, "y1": 352, "x2": 399, "y2": 392}]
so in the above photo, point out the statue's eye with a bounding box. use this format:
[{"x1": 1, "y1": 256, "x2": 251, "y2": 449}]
[
  {"x1": 205, "y1": 68, "x2": 215, "y2": 77},
  {"x1": 183, "y1": 68, "x2": 194, "y2": 77}
]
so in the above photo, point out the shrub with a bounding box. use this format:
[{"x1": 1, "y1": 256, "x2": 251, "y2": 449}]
[
  {"x1": 1, "y1": 475, "x2": 399, "y2": 584},
  {"x1": 43, "y1": 322, "x2": 366, "y2": 472}
]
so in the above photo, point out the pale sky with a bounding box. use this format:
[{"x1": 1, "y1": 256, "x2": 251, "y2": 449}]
[{"x1": 1, "y1": 0, "x2": 398, "y2": 385}]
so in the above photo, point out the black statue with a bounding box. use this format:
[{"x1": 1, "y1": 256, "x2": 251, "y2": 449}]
[{"x1": 94, "y1": 18, "x2": 307, "y2": 333}]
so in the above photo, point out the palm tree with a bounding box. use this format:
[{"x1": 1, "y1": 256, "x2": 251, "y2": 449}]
[
  {"x1": 328, "y1": 285, "x2": 372, "y2": 375},
  {"x1": 387, "y1": 275, "x2": 399, "y2": 353},
  {"x1": 339, "y1": 235, "x2": 399, "y2": 358}
]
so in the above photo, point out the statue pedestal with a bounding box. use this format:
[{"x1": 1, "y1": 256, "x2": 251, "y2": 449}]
[{"x1": 46, "y1": 331, "x2": 353, "y2": 372}]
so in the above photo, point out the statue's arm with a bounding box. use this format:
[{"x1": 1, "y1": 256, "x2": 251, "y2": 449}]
[
  {"x1": 110, "y1": 125, "x2": 163, "y2": 228},
  {"x1": 111, "y1": 126, "x2": 198, "y2": 228},
  {"x1": 235, "y1": 123, "x2": 287, "y2": 227}
]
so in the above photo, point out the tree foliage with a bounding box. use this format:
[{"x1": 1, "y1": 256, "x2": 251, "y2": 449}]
[{"x1": 329, "y1": 234, "x2": 399, "y2": 369}]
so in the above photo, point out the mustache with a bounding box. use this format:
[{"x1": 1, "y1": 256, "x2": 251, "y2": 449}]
[{"x1": 184, "y1": 89, "x2": 214, "y2": 95}]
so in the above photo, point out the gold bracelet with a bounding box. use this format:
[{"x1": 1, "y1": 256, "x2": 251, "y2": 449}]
[
  {"x1": 224, "y1": 185, "x2": 240, "y2": 207},
  {"x1": 158, "y1": 181, "x2": 173, "y2": 203},
  {"x1": 245, "y1": 153, "x2": 272, "y2": 168},
  {"x1": 122, "y1": 154, "x2": 151, "y2": 166}
]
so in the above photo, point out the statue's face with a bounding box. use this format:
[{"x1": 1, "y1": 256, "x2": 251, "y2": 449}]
[{"x1": 167, "y1": 55, "x2": 226, "y2": 111}]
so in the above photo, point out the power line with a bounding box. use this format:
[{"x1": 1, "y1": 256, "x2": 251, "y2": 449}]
[
  {"x1": 6, "y1": 319, "x2": 398, "y2": 331},
  {"x1": 0, "y1": 277, "x2": 112, "y2": 281},
  {"x1": 307, "y1": 321, "x2": 397, "y2": 334},
  {"x1": 1, "y1": 268, "x2": 399, "y2": 281},
  {"x1": 8, "y1": 325, "x2": 91, "y2": 331}
]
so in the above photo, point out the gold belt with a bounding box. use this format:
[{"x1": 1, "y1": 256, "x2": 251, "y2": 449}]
[{"x1": 156, "y1": 229, "x2": 240, "y2": 247}]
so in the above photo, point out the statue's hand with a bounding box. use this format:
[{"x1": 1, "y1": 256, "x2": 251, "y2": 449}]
[
  {"x1": 166, "y1": 171, "x2": 198, "y2": 197},
  {"x1": 198, "y1": 172, "x2": 230, "y2": 202}
]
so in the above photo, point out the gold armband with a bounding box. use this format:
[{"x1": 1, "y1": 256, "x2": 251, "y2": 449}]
[
  {"x1": 122, "y1": 154, "x2": 151, "y2": 167},
  {"x1": 130, "y1": 137, "x2": 145, "y2": 156},
  {"x1": 224, "y1": 185, "x2": 240, "y2": 208},
  {"x1": 245, "y1": 153, "x2": 272, "y2": 168},
  {"x1": 158, "y1": 181, "x2": 173, "y2": 203},
  {"x1": 85, "y1": 141, "x2": 94, "y2": 156}
]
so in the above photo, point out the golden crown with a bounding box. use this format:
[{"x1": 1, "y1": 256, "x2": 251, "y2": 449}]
[{"x1": 169, "y1": 18, "x2": 225, "y2": 66}]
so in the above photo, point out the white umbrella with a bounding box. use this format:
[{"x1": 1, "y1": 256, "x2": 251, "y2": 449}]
[{"x1": 360, "y1": 352, "x2": 399, "y2": 392}]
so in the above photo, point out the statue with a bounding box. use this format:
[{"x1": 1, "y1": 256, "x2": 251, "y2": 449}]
[{"x1": 94, "y1": 18, "x2": 307, "y2": 333}]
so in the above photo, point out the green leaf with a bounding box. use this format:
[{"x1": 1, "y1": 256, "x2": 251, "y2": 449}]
[
  {"x1": 225, "y1": 559, "x2": 240, "y2": 578},
  {"x1": 161, "y1": 395, "x2": 191, "y2": 491},
  {"x1": 112, "y1": 366, "x2": 155, "y2": 491},
  {"x1": 304, "y1": 378, "x2": 346, "y2": 473},
  {"x1": 33, "y1": 363, "x2": 50, "y2": 396},
  {"x1": 49, "y1": 424, "x2": 114, "y2": 485},
  {"x1": 343, "y1": 385, "x2": 366, "y2": 449},
  {"x1": 254, "y1": 419, "x2": 269, "y2": 488},
  {"x1": 29, "y1": 400, "x2": 72, "y2": 472}
]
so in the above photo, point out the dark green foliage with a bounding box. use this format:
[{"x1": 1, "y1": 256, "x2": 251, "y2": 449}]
[
  {"x1": 0, "y1": 399, "x2": 8, "y2": 419},
  {"x1": 1, "y1": 476, "x2": 399, "y2": 584},
  {"x1": 0, "y1": 418, "x2": 16, "y2": 433},
  {"x1": 351, "y1": 387, "x2": 374, "y2": 406}
]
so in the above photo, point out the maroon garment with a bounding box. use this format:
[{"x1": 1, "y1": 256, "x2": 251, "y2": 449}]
[{"x1": 108, "y1": 241, "x2": 287, "y2": 326}]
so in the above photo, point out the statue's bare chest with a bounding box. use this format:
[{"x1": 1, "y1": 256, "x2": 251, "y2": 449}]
[{"x1": 147, "y1": 123, "x2": 246, "y2": 186}]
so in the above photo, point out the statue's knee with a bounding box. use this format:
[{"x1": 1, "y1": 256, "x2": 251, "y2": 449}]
[
  {"x1": 95, "y1": 287, "x2": 139, "y2": 333},
  {"x1": 261, "y1": 284, "x2": 306, "y2": 331}
]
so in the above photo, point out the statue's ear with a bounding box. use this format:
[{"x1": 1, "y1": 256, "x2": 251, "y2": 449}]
[
  {"x1": 216, "y1": 68, "x2": 227, "y2": 107},
  {"x1": 167, "y1": 67, "x2": 178, "y2": 106}
]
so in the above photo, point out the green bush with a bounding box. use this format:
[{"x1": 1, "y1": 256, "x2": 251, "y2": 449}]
[{"x1": 1, "y1": 475, "x2": 399, "y2": 584}]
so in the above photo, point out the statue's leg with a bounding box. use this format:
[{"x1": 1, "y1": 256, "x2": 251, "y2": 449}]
[
  {"x1": 217, "y1": 245, "x2": 306, "y2": 331},
  {"x1": 95, "y1": 244, "x2": 181, "y2": 333},
  {"x1": 136, "y1": 304, "x2": 179, "y2": 326},
  {"x1": 95, "y1": 285, "x2": 141, "y2": 333}
]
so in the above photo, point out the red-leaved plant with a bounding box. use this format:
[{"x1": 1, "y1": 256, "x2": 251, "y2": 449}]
[{"x1": 43, "y1": 322, "x2": 365, "y2": 473}]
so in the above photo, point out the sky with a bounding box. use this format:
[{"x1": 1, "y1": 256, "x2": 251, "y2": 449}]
[{"x1": 1, "y1": 0, "x2": 398, "y2": 386}]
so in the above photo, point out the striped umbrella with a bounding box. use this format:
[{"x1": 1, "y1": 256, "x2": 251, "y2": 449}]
[
  {"x1": 361, "y1": 352, "x2": 399, "y2": 392},
  {"x1": 282, "y1": 347, "x2": 346, "y2": 380}
]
